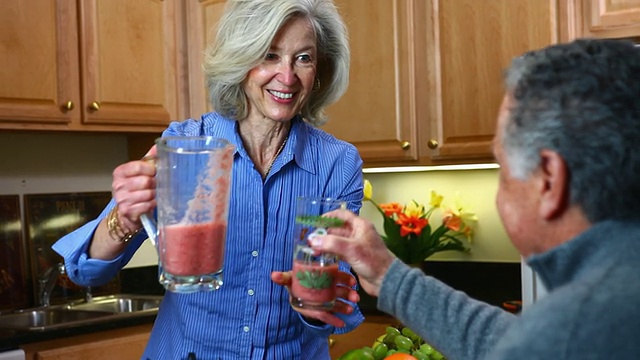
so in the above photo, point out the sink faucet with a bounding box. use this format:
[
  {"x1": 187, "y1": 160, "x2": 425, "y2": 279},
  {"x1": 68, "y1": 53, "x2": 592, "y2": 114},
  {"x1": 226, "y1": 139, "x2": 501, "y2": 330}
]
[
  {"x1": 38, "y1": 262, "x2": 65, "y2": 307},
  {"x1": 85, "y1": 286, "x2": 93, "y2": 303}
]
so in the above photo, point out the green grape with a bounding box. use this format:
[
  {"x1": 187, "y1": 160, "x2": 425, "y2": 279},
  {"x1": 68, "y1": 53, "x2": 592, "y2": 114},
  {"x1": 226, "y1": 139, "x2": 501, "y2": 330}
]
[
  {"x1": 336, "y1": 349, "x2": 364, "y2": 360},
  {"x1": 401, "y1": 327, "x2": 420, "y2": 344},
  {"x1": 430, "y1": 350, "x2": 444, "y2": 360},
  {"x1": 383, "y1": 333, "x2": 398, "y2": 348},
  {"x1": 419, "y1": 343, "x2": 434, "y2": 355},
  {"x1": 372, "y1": 343, "x2": 388, "y2": 360},
  {"x1": 412, "y1": 350, "x2": 430, "y2": 360},
  {"x1": 361, "y1": 346, "x2": 374, "y2": 357},
  {"x1": 386, "y1": 349, "x2": 397, "y2": 356},
  {"x1": 394, "y1": 335, "x2": 413, "y2": 351},
  {"x1": 397, "y1": 349, "x2": 412, "y2": 354},
  {"x1": 385, "y1": 326, "x2": 402, "y2": 337}
]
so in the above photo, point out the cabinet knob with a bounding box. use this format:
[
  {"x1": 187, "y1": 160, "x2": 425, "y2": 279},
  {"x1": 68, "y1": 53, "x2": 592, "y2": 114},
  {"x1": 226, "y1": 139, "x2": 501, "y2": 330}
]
[
  {"x1": 62, "y1": 101, "x2": 74, "y2": 111},
  {"x1": 89, "y1": 101, "x2": 100, "y2": 111},
  {"x1": 400, "y1": 141, "x2": 411, "y2": 150},
  {"x1": 427, "y1": 139, "x2": 439, "y2": 149}
]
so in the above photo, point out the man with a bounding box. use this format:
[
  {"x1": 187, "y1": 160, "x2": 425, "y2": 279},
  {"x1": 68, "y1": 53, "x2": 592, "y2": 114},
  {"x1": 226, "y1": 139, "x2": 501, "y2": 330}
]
[{"x1": 307, "y1": 39, "x2": 640, "y2": 359}]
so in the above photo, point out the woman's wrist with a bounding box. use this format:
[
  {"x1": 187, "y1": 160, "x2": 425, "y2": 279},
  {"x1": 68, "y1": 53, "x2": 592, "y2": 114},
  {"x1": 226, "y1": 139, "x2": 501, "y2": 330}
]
[{"x1": 106, "y1": 206, "x2": 141, "y2": 244}]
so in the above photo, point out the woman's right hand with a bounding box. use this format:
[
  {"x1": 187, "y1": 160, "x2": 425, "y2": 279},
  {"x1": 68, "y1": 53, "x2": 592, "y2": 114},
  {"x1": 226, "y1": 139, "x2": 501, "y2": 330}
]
[{"x1": 110, "y1": 146, "x2": 158, "y2": 234}]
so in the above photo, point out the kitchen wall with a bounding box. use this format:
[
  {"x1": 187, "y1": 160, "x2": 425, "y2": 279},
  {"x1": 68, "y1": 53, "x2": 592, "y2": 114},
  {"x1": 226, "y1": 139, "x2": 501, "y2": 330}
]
[
  {"x1": 361, "y1": 169, "x2": 519, "y2": 262},
  {"x1": 0, "y1": 132, "x2": 519, "y2": 275}
]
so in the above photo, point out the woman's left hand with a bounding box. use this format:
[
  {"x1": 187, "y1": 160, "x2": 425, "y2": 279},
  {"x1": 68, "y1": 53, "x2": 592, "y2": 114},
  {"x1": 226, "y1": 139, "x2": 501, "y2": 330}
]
[{"x1": 270, "y1": 270, "x2": 360, "y2": 328}]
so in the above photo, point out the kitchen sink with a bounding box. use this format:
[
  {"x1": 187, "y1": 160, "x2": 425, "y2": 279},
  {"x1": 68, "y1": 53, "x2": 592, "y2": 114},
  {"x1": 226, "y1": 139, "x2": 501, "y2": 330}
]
[
  {"x1": 0, "y1": 308, "x2": 113, "y2": 331},
  {"x1": 0, "y1": 294, "x2": 163, "y2": 331},
  {"x1": 65, "y1": 294, "x2": 162, "y2": 314}
]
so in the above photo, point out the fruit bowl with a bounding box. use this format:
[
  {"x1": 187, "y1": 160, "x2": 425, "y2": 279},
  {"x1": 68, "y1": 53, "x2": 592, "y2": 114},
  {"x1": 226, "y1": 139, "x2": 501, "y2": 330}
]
[{"x1": 336, "y1": 325, "x2": 446, "y2": 360}]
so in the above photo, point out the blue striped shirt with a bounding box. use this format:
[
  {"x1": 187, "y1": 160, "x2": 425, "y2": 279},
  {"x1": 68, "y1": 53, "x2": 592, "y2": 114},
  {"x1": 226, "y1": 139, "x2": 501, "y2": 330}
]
[{"x1": 53, "y1": 113, "x2": 365, "y2": 360}]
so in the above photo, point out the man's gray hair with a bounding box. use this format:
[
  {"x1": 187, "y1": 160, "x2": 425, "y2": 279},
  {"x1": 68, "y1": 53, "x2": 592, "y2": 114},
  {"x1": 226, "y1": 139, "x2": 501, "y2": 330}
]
[{"x1": 502, "y1": 39, "x2": 640, "y2": 222}]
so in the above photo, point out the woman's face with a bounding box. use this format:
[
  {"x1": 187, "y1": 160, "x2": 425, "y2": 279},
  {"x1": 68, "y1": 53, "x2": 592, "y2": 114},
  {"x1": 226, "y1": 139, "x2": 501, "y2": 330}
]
[{"x1": 243, "y1": 16, "x2": 318, "y2": 123}]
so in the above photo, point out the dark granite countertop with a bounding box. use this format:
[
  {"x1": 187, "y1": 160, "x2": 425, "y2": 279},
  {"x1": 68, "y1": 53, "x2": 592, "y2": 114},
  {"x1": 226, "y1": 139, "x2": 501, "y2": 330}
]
[{"x1": 0, "y1": 312, "x2": 156, "y2": 352}]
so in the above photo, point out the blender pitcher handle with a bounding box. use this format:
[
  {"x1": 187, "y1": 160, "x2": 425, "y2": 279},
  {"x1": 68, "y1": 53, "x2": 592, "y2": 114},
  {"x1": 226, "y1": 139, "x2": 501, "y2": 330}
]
[
  {"x1": 140, "y1": 213, "x2": 158, "y2": 248},
  {"x1": 139, "y1": 154, "x2": 159, "y2": 248}
]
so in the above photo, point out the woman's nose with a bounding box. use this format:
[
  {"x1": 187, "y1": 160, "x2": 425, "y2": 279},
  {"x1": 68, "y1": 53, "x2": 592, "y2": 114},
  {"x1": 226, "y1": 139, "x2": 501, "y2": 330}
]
[{"x1": 276, "y1": 62, "x2": 297, "y2": 86}]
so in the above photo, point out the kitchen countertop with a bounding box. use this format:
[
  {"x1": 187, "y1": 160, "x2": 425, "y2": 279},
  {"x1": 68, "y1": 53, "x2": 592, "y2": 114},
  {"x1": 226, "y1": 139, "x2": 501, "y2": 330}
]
[{"x1": 0, "y1": 312, "x2": 157, "y2": 352}]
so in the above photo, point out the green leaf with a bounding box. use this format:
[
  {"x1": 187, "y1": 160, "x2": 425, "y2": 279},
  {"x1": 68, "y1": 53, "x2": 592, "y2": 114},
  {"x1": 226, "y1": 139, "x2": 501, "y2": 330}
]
[
  {"x1": 295, "y1": 269, "x2": 333, "y2": 289},
  {"x1": 295, "y1": 215, "x2": 345, "y2": 228}
]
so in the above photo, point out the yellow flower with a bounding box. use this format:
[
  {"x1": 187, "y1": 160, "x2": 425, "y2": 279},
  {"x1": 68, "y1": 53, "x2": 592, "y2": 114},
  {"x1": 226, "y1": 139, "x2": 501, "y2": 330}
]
[
  {"x1": 451, "y1": 195, "x2": 479, "y2": 224},
  {"x1": 429, "y1": 190, "x2": 443, "y2": 208},
  {"x1": 363, "y1": 179, "x2": 373, "y2": 201},
  {"x1": 404, "y1": 200, "x2": 425, "y2": 218}
]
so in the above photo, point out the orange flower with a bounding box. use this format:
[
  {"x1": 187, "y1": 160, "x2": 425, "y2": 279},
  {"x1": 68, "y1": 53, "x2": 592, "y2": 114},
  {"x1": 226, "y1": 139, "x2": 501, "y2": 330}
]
[
  {"x1": 442, "y1": 210, "x2": 462, "y2": 231},
  {"x1": 379, "y1": 202, "x2": 403, "y2": 217},
  {"x1": 396, "y1": 213, "x2": 428, "y2": 236}
]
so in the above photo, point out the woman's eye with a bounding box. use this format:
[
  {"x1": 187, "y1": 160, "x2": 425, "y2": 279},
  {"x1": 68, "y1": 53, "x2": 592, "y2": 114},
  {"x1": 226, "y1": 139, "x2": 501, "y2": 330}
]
[
  {"x1": 297, "y1": 54, "x2": 312, "y2": 63},
  {"x1": 265, "y1": 53, "x2": 278, "y2": 61}
]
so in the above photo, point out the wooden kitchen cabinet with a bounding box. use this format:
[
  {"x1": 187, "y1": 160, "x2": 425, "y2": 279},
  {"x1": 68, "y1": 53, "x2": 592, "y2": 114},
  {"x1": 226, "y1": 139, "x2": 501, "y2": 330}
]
[
  {"x1": 20, "y1": 323, "x2": 152, "y2": 360},
  {"x1": 421, "y1": 0, "x2": 562, "y2": 162},
  {"x1": 0, "y1": 0, "x2": 184, "y2": 133},
  {"x1": 183, "y1": 1, "x2": 567, "y2": 167},
  {"x1": 577, "y1": 0, "x2": 640, "y2": 39},
  {"x1": 323, "y1": 0, "x2": 423, "y2": 164},
  {"x1": 328, "y1": 0, "x2": 562, "y2": 166},
  {"x1": 329, "y1": 1, "x2": 565, "y2": 166},
  {"x1": 184, "y1": 0, "x2": 228, "y2": 120}
]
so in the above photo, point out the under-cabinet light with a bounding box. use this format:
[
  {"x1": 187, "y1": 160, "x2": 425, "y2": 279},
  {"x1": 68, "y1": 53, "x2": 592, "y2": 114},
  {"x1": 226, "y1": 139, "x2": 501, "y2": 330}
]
[{"x1": 362, "y1": 163, "x2": 499, "y2": 173}]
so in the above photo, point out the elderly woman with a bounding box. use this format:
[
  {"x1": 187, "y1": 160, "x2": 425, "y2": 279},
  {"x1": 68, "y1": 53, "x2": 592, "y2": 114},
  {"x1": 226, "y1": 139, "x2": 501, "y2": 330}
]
[{"x1": 53, "y1": 0, "x2": 364, "y2": 359}]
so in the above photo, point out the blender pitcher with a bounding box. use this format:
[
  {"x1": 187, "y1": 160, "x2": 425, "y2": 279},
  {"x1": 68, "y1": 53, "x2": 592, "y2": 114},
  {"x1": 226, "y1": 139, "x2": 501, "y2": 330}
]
[{"x1": 140, "y1": 136, "x2": 234, "y2": 293}]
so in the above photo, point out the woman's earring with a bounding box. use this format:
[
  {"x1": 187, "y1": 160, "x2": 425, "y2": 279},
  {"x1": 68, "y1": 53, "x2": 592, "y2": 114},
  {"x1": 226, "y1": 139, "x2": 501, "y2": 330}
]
[{"x1": 313, "y1": 78, "x2": 321, "y2": 91}]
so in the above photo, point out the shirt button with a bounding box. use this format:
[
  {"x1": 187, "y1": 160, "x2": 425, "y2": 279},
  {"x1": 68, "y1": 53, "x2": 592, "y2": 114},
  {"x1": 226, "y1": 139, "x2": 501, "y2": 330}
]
[
  {"x1": 251, "y1": 250, "x2": 259, "y2": 257},
  {"x1": 247, "y1": 289, "x2": 254, "y2": 296},
  {"x1": 243, "y1": 326, "x2": 250, "y2": 333}
]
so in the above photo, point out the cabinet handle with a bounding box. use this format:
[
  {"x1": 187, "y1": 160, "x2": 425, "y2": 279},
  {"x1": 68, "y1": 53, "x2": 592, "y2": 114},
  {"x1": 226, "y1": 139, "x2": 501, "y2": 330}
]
[
  {"x1": 89, "y1": 101, "x2": 100, "y2": 111},
  {"x1": 62, "y1": 101, "x2": 74, "y2": 111},
  {"x1": 400, "y1": 141, "x2": 411, "y2": 150},
  {"x1": 427, "y1": 139, "x2": 439, "y2": 149}
]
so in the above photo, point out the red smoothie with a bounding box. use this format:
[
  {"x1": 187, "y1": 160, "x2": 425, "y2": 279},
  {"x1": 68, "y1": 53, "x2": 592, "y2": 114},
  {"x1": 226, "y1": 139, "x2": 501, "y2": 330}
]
[
  {"x1": 161, "y1": 222, "x2": 226, "y2": 276},
  {"x1": 291, "y1": 260, "x2": 339, "y2": 304}
]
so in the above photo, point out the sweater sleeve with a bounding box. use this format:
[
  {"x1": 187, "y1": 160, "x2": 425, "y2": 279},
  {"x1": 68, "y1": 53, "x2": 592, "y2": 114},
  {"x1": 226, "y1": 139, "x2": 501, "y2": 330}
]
[{"x1": 377, "y1": 259, "x2": 517, "y2": 359}]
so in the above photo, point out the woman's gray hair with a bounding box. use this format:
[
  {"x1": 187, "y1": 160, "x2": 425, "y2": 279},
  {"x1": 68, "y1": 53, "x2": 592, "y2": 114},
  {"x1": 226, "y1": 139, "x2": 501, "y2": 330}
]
[
  {"x1": 203, "y1": 0, "x2": 349, "y2": 126},
  {"x1": 502, "y1": 39, "x2": 640, "y2": 222}
]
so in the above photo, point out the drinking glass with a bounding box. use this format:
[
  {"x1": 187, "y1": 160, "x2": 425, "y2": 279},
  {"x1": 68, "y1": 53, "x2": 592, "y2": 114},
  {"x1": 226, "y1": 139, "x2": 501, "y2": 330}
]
[{"x1": 290, "y1": 197, "x2": 346, "y2": 310}]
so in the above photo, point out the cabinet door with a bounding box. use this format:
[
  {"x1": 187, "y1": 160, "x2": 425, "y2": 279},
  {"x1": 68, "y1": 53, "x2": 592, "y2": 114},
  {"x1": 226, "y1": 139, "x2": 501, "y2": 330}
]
[
  {"x1": 423, "y1": 0, "x2": 558, "y2": 161},
  {"x1": 0, "y1": 0, "x2": 80, "y2": 127},
  {"x1": 185, "y1": 0, "x2": 228, "y2": 119},
  {"x1": 21, "y1": 324, "x2": 152, "y2": 360},
  {"x1": 582, "y1": 0, "x2": 640, "y2": 39},
  {"x1": 324, "y1": 0, "x2": 423, "y2": 164},
  {"x1": 79, "y1": 0, "x2": 180, "y2": 127},
  {"x1": 32, "y1": 333, "x2": 149, "y2": 360}
]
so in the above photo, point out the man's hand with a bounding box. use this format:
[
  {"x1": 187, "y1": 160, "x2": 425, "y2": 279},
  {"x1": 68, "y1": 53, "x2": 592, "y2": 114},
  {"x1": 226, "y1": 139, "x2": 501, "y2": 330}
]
[{"x1": 308, "y1": 209, "x2": 396, "y2": 297}]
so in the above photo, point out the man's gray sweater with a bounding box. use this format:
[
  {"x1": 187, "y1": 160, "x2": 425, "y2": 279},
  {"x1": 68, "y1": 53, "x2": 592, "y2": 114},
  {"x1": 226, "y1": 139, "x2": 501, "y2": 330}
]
[{"x1": 378, "y1": 220, "x2": 640, "y2": 359}]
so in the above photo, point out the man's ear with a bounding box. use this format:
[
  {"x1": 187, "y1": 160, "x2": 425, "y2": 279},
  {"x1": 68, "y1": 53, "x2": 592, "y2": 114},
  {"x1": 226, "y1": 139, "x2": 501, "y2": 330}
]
[{"x1": 538, "y1": 149, "x2": 570, "y2": 220}]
